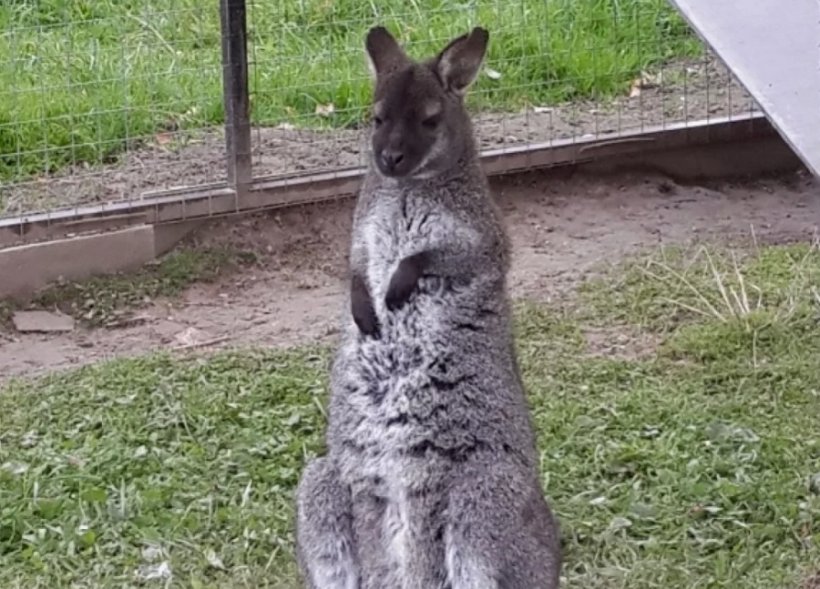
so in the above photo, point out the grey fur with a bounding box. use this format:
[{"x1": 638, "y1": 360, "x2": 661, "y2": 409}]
[{"x1": 296, "y1": 26, "x2": 561, "y2": 589}]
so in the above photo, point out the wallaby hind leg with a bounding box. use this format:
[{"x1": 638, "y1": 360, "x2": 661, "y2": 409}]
[
  {"x1": 295, "y1": 457, "x2": 360, "y2": 589},
  {"x1": 350, "y1": 491, "x2": 400, "y2": 589},
  {"x1": 444, "y1": 464, "x2": 561, "y2": 589}
]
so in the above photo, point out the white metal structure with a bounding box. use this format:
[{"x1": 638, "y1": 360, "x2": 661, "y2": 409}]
[{"x1": 669, "y1": 0, "x2": 820, "y2": 177}]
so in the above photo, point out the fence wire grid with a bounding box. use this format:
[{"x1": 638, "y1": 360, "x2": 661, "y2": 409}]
[{"x1": 0, "y1": 0, "x2": 759, "y2": 221}]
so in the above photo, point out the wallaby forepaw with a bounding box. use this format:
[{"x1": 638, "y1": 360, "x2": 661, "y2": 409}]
[
  {"x1": 351, "y1": 274, "x2": 381, "y2": 338},
  {"x1": 385, "y1": 272, "x2": 416, "y2": 311},
  {"x1": 385, "y1": 252, "x2": 428, "y2": 311},
  {"x1": 353, "y1": 305, "x2": 380, "y2": 338}
]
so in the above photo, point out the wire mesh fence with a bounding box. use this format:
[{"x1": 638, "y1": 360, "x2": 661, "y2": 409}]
[
  {"x1": 0, "y1": 1, "x2": 228, "y2": 217},
  {"x1": 0, "y1": 0, "x2": 760, "y2": 223},
  {"x1": 246, "y1": 0, "x2": 757, "y2": 180}
]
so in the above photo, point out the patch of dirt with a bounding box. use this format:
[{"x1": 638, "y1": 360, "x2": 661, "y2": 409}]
[
  {"x1": 803, "y1": 571, "x2": 820, "y2": 589},
  {"x1": 2, "y1": 57, "x2": 756, "y2": 215},
  {"x1": 1, "y1": 167, "x2": 817, "y2": 381},
  {"x1": 582, "y1": 326, "x2": 663, "y2": 361}
]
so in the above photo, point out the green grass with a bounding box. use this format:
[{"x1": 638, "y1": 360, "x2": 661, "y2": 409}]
[
  {"x1": 0, "y1": 246, "x2": 255, "y2": 328},
  {"x1": 3, "y1": 242, "x2": 818, "y2": 587},
  {"x1": 581, "y1": 241, "x2": 820, "y2": 334},
  {"x1": 0, "y1": 0, "x2": 702, "y2": 182}
]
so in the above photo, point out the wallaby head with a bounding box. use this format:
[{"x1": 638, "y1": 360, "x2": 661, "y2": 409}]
[{"x1": 365, "y1": 26, "x2": 489, "y2": 180}]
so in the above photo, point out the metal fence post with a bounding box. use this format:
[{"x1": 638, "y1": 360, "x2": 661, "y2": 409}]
[{"x1": 220, "y1": 0, "x2": 252, "y2": 194}]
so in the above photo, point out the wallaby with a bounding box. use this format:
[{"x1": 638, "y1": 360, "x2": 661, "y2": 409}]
[{"x1": 295, "y1": 26, "x2": 562, "y2": 589}]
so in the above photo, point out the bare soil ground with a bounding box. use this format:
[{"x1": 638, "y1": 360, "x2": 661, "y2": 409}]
[
  {"x1": 2, "y1": 57, "x2": 756, "y2": 215},
  {"x1": 805, "y1": 572, "x2": 820, "y2": 589},
  {"x1": 2, "y1": 167, "x2": 817, "y2": 380}
]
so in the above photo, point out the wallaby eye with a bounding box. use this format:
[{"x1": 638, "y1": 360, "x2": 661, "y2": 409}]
[
  {"x1": 421, "y1": 115, "x2": 440, "y2": 129},
  {"x1": 373, "y1": 115, "x2": 383, "y2": 127}
]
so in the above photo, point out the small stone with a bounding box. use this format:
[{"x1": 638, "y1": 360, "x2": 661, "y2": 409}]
[
  {"x1": 12, "y1": 310, "x2": 74, "y2": 333},
  {"x1": 809, "y1": 472, "x2": 820, "y2": 494}
]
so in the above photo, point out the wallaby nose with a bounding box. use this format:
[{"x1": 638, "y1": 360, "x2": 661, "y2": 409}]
[{"x1": 380, "y1": 149, "x2": 404, "y2": 172}]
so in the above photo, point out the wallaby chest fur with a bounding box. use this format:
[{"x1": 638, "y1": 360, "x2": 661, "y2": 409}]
[
  {"x1": 355, "y1": 169, "x2": 505, "y2": 318},
  {"x1": 330, "y1": 168, "x2": 533, "y2": 480}
]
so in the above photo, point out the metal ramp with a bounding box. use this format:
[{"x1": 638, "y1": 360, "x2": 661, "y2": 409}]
[{"x1": 669, "y1": 0, "x2": 820, "y2": 177}]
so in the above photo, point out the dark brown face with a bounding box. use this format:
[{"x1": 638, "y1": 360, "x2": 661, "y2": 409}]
[
  {"x1": 370, "y1": 66, "x2": 450, "y2": 179},
  {"x1": 364, "y1": 26, "x2": 489, "y2": 180}
]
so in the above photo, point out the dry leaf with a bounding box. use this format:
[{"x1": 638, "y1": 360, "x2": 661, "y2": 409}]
[
  {"x1": 141, "y1": 545, "x2": 164, "y2": 563},
  {"x1": 204, "y1": 549, "x2": 226, "y2": 570},
  {"x1": 155, "y1": 132, "x2": 174, "y2": 146},
  {"x1": 315, "y1": 103, "x2": 335, "y2": 117},
  {"x1": 641, "y1": 70, "x2": 663, "y2": 87},
  {"x1": 173, "y1": 326, "x2": 207, "y2": 347},
  {"x1": 135, "y1": 562, "x2": 172, "y2": 581},
  {"x1": 1, "y1": 461, "x2": 28, "y2": 476},
  {"x1": 484, "y1": 67, "x2": 502, "y2": 80},
  {"x1": 630, "y1": 71, "x2": 663, "y2": 98}
]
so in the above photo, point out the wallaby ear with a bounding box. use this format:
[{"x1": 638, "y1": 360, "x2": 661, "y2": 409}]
[
  {"x1": 365, "y1": 26, "x2": 409, "y2": 79},
  {"x1": 435, "y1": 27, "x2": 489, "y2": 96}
]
